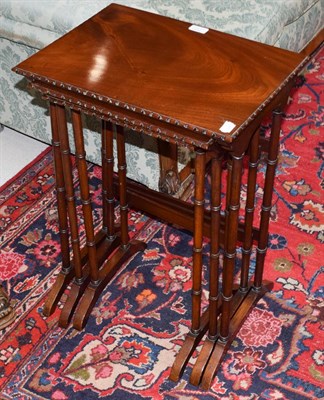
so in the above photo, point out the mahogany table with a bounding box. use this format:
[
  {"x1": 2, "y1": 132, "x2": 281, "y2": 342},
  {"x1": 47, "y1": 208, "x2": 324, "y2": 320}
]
[{"x1": 14, "y1": 4, "x2": 306, "y2": 389}]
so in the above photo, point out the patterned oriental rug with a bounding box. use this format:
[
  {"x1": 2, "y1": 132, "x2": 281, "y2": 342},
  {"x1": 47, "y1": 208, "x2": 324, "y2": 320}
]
[{"x1": 0, "y1": 48, "x2": 323, "y2": 400}]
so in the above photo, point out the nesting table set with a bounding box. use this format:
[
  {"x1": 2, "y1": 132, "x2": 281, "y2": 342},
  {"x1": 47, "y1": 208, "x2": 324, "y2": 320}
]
[{"x1": 14, "y1": 4, "x2": 306, "y2": 388}]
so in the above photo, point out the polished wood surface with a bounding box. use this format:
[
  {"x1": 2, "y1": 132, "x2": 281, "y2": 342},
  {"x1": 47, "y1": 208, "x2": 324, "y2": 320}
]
[
  {"x1": 14, "y1": 3, "x2": 310, "y2": 390},
  {"x1": 14, "y1": 4, "x2": 304, "y2": 148}
]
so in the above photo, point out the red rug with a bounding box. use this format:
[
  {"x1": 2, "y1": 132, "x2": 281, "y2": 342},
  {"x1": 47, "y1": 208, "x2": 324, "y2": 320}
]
[{"x1": 0, "y1": 48, "x2": 323, "y2": 399}]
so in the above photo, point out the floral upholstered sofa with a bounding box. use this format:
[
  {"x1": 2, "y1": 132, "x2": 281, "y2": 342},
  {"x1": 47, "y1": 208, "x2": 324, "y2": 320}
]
[{"x1": 0, "y1": 0, "x2": 323, "y2": 191}]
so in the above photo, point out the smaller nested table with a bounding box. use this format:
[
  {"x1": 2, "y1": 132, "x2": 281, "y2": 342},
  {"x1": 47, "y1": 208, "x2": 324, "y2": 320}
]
[{"x1": 14, "y1": 4, "x2": 306, "y2": 389}]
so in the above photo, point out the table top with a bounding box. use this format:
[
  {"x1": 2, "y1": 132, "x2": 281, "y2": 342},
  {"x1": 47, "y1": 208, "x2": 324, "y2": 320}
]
[{"x1": 14, "y1": 4, "x2": 306, "y2": 146}]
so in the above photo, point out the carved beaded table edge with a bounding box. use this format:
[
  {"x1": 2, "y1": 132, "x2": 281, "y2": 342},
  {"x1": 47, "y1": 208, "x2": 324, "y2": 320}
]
[{"x1": 13, "y1": 4, "x2": 307, "y2": 389}]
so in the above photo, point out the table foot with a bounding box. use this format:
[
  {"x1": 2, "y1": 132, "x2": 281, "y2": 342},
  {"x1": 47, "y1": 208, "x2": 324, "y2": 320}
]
[
  {"x1": 43, "y1": 230, "x2": 109, "y2": 317},
  {"x1": 44, "y1": 231, "x2": 121, "y2": 325},
  {"x1": 43, "y1": 267, "x2": 74, "y2": 317},
  {"x1": 189, "y1": 335, "x2": 216, "y2": 386},
  {"x1": 170, "y1": 281, "x2": 272, "y2": 388},
  {"x1": 59, "y1": 277, "x2": 89, "y2": 328},
  {"x1": 59, "y1": 234, "x2": 121, "y2": 327},
  {"x1": 190, "y1": 284, "x2": 244, "y2": 386},
  {"x1": 200, "y1": 280, "x2": 273, "y2": 389},
  {"x1": 169, "y1": 309, "x2": 209, "y2": 382},
  {"x1": 73, "y1": 239, "x2": 146, "y2": 330}
]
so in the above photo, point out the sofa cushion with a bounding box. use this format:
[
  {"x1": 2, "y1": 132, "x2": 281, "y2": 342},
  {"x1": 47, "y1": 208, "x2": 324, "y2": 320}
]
[{"x1": 0, "y1": 0, "x2": 321, "y2": 50}]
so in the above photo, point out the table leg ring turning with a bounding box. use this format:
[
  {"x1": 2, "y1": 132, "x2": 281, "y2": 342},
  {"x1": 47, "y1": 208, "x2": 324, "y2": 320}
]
[
  {"x1": 171, "y1": 110, "x2": 281, "y2": 388},
  {"x1": 43, "y1": 104, "x2": 146, "y2": 331}
]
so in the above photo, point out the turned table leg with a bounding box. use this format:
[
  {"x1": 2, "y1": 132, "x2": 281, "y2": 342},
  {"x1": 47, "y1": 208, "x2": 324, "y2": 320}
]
[
  {"x1": 190, "y1": 149, "x2": 223, "y2": 385},
  {"x1": 207, "y1": 152, "x2": 223, "y2": 340},
  {"x1": 53, "y1": 106, "x2": 87, "y2": 328},
  {"x1": 254, "y1": 110, "x2": 282, "y2": 290},
  {"x1": 170, "y1": 120, "x2": 281, "y2": 387},
  {"x1": 195, "y1": 153, "x2": 242, "y2": 385},
  {"x1": 240, "y1": 129, "x2": 260, "y2": 292},
  {"x1": 43, "y1": 103, "x2": 71, "y2": 317},
  {"x1": 220, "y1": 153, "x2": 244, "y2": 341},
  {"x1": 102, "y1": 120, "x2": 116, "y2": 239},
  {"x1": 71, "y1": 110, "x2": 99, "y2": 284},
  {"x1": 43, "y1": 109, "x2": 145, "y2": 329},
  {"x1": 200, "y1": 114, "x2": 281, "y2": 388},
  {"x1": 170, "y1": 148, "x2": 210, "y2": 381},
  {"x1": 73, "y1": 124, "x2": 146, "y2": 330},
  {"x1": 116, "y1": 125, "x2": 130, "y2": 249}
]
